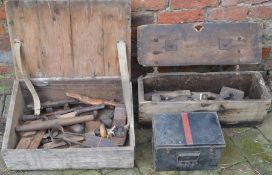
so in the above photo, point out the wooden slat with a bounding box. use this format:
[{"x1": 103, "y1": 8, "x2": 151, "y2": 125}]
[
  {"x1": 6, "y1": 0, "x2": 131, "y2": 78},
  {"x1": 103, "y1": 2, "x2": 131, "y2": 75},
  {"x1": 2, "y1": 80, "x2": 24, "y2": 150},
  {"x1": 138, "y1": 23, "x2": 262, "y2": 67},
  {"x1": 38, "y1": 1, "x2": 73, "y2": 77},
  {"x1": 139, "y1": 100, "x2": 270, "y2": 124},
  {"x1": 20, "y1": 1, "x2": 42, "y2": 77},
  {"x1": 2, "y1": 147, "x2": 134, "y2": 170},
  {"x1": 70, "y1": 1, "x2": 104, "y2": 77}
]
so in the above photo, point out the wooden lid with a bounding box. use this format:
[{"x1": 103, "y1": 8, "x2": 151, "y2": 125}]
[
  {"x1": 138, "y1": 23, "x2": 262, "y2": 67},
  {"x1": 6, "y1": 0, "x2": 131, "y2": 79}
]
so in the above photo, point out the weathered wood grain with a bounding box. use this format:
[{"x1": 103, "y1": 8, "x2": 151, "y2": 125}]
[
  {"x1": 28, "y1": 130, "x2": 46, "y2": 149},
  {"x1": 16, "y1": 136, "x2": 32, "y2": 149},
  {"x1": 21, "y1": 78, "x2": 123, "y2": 105},
  {"x1": 138, "y1": 71, "x2": 271, "y2": 124},
  {"x1": 138, "y1": 23, "x2": 262, "y2": 67},
  {"x1": 2, "y1": 147, "x2": 134, "y2": 170},
  {"x1": 117, "y1": 41, "x2": 135, "y2": 147},
  {"x1": 2, "y1": 80, "x2": 24, "y2": 150},
  {"x1": 6, "y1": 0, "x2": 131, "y2": 78}
]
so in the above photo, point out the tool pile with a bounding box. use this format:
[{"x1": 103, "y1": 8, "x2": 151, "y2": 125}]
[
  {"x1": 15, "y1": 92, "x2": 128, "y2": 149},
  {"x1": 145, "y1": 86, "x2": 245, "y2": 102}
]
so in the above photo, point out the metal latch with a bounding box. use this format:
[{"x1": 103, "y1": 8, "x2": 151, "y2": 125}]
[{"x1": 177, "y1": 152, "x2": 200, "y2": 168}]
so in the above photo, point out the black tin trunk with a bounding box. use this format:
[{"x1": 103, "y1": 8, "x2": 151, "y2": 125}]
[{"x1": 152, "y1": 112, "x2": 225, "y2": 171}]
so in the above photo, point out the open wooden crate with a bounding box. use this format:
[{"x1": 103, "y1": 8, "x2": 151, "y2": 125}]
[
  {"x1": 137, "y1": 23, "x2": 271, "y2": 125},
  {"x1": 2, "y1": 0, "x2": 134, "y2": 170}
]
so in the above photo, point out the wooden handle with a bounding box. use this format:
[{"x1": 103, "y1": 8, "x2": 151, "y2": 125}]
[
  {"x1": 16, "y1": 115, "x2": 94, "y2": 132},
  {"x1": 66, "y1": 92, "x2": 118, "y2": 106}
]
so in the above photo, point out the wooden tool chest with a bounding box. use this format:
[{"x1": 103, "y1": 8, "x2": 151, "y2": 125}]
[
  {"x1": 2, "y1": 0, "x2": 134, "y2": 170},
  {"x1": 152, "y1": 112, "x2": 225, "y2": 171},
  {"x1": 138, "y1": 23, "x2": 271, "y2": 125}
]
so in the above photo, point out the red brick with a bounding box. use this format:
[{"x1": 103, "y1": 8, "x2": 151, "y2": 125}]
[
  {"x1": 221, "y1": 0, "x2": 238, "y2": 6},
  {"x1": 207, "y1": 7, "x2": 248, "y2": 21},
  {"x1": 0, "y1": 35, "x2": 10, "y2": 51},
  {"x1": 172, "y1": 0, "x2": 218, "y2": 9},
  {"x1": 0, "y1": 25, "x2": 5, "y2": 36},
  {"x1": 0, "y1": 6, "x2": 6, "y2": 20},
  {"x1": 242, "y1": 0, "x2": 269, "y2": 4},
  {"x1": 262, "y1": 47, "x2": 271, "y2": 59},
  {"x1": 132, "y1": 0, "x2": 168, "y2": 11},
  {"x1": 158, "y1": 10, "x2": 204, "y2": 24},
  {"x1": 249, "y1": 6, "x2": 272, "y2": 20},
  {"x1": 0, "y1": 66, "x2": 13, "y2": 74}
]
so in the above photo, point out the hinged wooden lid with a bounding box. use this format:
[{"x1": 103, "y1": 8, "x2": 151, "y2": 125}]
[
  {"x1": 138, "y1": 23, "x2": 262, "y2": 67},
  {"x1": 6, "y1": 0, "x2": 131, "y2": 79}
]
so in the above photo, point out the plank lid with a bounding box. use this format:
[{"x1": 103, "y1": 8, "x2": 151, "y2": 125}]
[
  {"x1": 137, "y1": 23, "x2": 262, "y2": 67},
  {"x1": 6, "y1": 0, "x2": 131, "y2": 79}
]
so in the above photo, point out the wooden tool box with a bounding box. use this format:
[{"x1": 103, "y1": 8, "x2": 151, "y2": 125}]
[
  {"x1": 137, "y1": 23, "x2": 271, "y2": 125},
  {"x1": 2, "y1": 0, "x2": 134, "y2": 170}
]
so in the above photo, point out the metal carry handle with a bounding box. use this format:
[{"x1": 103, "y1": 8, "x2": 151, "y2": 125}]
[{"x1": 177, "y1": 152, "x2": 200, "y2": 167}]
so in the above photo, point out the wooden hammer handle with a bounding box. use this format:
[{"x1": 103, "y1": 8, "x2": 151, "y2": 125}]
[{"x1": 16, "y1": 115, "x2": 94, "y2": 132}]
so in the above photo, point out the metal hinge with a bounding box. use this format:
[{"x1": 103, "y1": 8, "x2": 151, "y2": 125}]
[{"x1": 153, "y1": 66, "x2": 159, "y2": 75}]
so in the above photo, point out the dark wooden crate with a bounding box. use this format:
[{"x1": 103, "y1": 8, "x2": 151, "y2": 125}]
[{"x1": 152, "y1": 112, "x2": 225, "y2": 171}]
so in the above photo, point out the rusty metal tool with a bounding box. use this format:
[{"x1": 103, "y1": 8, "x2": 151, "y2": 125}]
[
  {"x1": 220, "y1": 86, "x2": 244, "y2": 100},
  {"x1": 20, "y1": 114, "x2": 48, "y2": 122},
  {"x1": 27, "y1": 99, "x2": 79, "y2": 110},
  {"x1": 48, "y1": 125, "x2": 83, "y2": 147},
  {"x1": 74, "y1": 105, "x2": 105, "y2": 115}
]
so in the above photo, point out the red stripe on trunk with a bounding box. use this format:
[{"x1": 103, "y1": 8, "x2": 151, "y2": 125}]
[{"x1": 181, "y1": 112, "x2": 193, "y2": 145}]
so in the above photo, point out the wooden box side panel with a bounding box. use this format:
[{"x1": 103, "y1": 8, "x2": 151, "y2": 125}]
[
  {"x1": 139, "y1": 101, "x2": 270, "y2": 124},
  {"x1": 2, "y1": 147, "x2": 134, "y2": 170},
  {"x1": 6, "y1": 0, "x2": 131, "y2": 78},
  {"x1": 2, "y1": 80, "x2": 24, "y2": 150},
  {"x1": 22, "y1": 78, "x2": 124, "y2": 104}
]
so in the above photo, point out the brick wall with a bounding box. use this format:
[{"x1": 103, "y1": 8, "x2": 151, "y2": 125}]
[
  {"x1": 0, "y1": 1, "x2": 271, "y2": 75},
  {"x1": 0, "y1": 1, "x2": 12, "y2": 75}
]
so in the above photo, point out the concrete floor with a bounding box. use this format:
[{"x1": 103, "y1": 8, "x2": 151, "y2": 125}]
[{"x1": 0, "y1": 94, "x2": 271, "y2": 175}]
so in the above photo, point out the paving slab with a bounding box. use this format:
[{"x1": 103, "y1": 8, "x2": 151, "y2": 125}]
[
  {"x1": 1, "y1": 127, "x2": 272, "y2": 175},
  {"x1": 26, "y1": 170, "x2": 88, "y2": 175},
  {"x1": 2, "y1": 95, "x2": 10, "y2": 119},
  {"x1": 106, "y1": 169, "x2": 140, "y2": 175},
  {"x1": 0, "y1": 95, "x2": 5, "y2": 117},
  {"x1": 257, "y1": 112, "x2": 272, "y2": 142},
  {"x1": 230, "y1": 127, "x2": 272, "y2": 175}
]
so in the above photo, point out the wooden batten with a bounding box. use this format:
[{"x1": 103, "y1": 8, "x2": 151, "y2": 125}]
[{"x1": 6, "y1": 0, "x2": 131, "y2": 79}]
